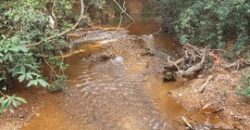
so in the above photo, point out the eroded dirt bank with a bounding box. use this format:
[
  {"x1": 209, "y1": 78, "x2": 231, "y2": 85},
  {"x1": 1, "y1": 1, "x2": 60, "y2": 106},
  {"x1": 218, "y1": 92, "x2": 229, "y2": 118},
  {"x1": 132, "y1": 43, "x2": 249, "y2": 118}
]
[{"x1": 171, "y1": 69, "x2": 250, "y2": 130}]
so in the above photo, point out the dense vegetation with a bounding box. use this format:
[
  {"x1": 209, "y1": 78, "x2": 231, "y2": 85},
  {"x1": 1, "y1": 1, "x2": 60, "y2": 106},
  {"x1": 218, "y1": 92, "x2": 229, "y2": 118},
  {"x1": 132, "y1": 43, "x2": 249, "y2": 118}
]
[
  {"x1": 159, "y1": 0, "x2": 250, "y2": 96},
  {"x1": 159, "y1": 0, "x2": 250, "y2": 52},
  {"x1": 0, "y1": 0, "x2": 76, "y2": 113}
]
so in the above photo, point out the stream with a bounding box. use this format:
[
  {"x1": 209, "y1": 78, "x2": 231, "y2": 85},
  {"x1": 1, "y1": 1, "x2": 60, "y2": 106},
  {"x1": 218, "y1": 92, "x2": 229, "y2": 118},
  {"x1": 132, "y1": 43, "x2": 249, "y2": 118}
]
[{"x1": 20, "y1": 20, "x2": 220, "y2": 130}]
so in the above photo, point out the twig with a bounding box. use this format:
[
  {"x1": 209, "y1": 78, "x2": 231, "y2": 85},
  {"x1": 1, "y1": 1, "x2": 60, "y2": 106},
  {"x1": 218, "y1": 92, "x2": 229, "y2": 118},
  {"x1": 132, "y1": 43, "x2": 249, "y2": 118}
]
[
  {"x1": 25, "y1": 0, "x2": 85, "y2": 48},
  {"x1": 59, "y1": 50, "x2": 65, "y2": 76},
  {"x1": 43, "y1": 57, "x2": 59, "y2": 77},
  {"x1": 117, "y1": 0, "x2": 126, "y2": 30},
  {"x1": 198, "y1": 75, "x2": 213, "y2": 93},
  {"x1": 51, "y1": 0, "x2": 57, "y2": 28},
  {"x1": 182, "y1": 116, "x2": 195, "y2": 130},
  {"x1": 0, "y1": 90, "x2": 5, "y2": 97},
  {"x1": 112, "y1": 0, "x2": 134, "y2": 22}
]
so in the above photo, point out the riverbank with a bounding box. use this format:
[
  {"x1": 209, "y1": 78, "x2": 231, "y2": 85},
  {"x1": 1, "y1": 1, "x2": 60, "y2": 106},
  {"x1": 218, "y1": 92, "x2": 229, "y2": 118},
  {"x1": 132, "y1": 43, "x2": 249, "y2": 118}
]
[{"x1": 171, "y1": 68, "x2": 250, "y2": 129}]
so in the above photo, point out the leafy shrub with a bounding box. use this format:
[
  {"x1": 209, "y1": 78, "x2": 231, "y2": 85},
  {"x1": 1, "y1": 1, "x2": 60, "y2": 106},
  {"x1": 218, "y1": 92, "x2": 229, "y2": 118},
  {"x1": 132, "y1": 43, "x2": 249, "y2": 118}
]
[
  {"x1": 0, "y1": 95, "x2": 27, "y2": 113},
  {"x1": 159, "y1": 0, "x2": 250, "y2": 52},
  {"x1": 0, "y1": 0, "x2": 74, "y2": 113}
]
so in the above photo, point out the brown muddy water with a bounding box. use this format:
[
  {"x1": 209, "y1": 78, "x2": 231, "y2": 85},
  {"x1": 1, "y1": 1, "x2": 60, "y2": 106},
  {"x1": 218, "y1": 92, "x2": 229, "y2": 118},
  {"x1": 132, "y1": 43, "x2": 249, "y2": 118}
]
[{"x1": 20, "y1": 20, "x2": 223, "y2": 130}]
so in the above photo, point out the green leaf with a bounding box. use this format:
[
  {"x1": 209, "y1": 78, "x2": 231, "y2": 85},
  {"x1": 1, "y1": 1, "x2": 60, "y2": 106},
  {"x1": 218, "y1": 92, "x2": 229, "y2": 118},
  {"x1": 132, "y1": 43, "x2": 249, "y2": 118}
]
[
  {"x1": 18, "y1": 74, "x2": 26, "y2": 82},
  {"x1": 0, "y1": 77, "x2": 5, "y2": 82},
  {"x1": 3, "y1": 97, "x2": 11, "y2": 108},
  {"x1": 14, "y1": 96, "x2": 27, "y2": 104},
  {"x1": 4, "y1": 53, "x2": 13, "y2": 62},
  {"x1": 37, "y1": 79, "x2": 49, "y2": 87},
  {"x1": 20, "y1": 65, "x2": 26, "y2": 73},
  {"x1": 10, "y1": 46, "x2": 28, "y2": 52},
  {"x1": 26, "y1": 72, "x2": 33, "y2": 80},
  {"x1": 27, "y1": 80, "x2": 38, "y2": 87},
  {"x1": 12, "y1": 100, "x2": 18, "y2": 108}
]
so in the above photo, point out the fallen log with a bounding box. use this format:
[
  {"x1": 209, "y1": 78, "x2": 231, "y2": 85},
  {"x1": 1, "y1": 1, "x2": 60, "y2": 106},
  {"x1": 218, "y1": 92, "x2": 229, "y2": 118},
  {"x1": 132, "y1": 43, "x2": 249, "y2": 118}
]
[
  {"x1": 166, "y1": 57, "x2": 185, "y2": 71},
  {"x1": 163, "y1": 43, "x2": 250, "y2": 82},
  {"x1": 163, "y1": 46, "x2": 208, "y2": 81},
  {"x1": 176, "y1": 48, "x2": 207, "y2": 77},
  {"x1": 163, "y1": 57, "x2": 185, "y2": 82}
]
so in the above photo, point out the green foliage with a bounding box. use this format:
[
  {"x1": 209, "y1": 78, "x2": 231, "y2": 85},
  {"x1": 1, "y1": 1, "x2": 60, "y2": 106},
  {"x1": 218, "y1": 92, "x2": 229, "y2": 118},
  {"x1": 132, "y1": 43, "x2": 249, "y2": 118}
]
[
  {"x1": 0, "y1": 0, "x2": 74, "y2": 111},
  {"x1": 48, "y1": 75, "x2": 66, "y2": 93},
  {"x1": 159, "y1": 0, "x2": 250, "y2": 51},
  {"x1": 0, "y1": 95, "x2": 27, "y2": 113},
  {"x1": 0, "y1": 35, "x2": 49, "y2": 88},
  {"x1": 87, "y1": 0, "x2": 106, "y2": 9},
  {"x1": 237, "y1": 70, "x2": 250, "y2": 97}
]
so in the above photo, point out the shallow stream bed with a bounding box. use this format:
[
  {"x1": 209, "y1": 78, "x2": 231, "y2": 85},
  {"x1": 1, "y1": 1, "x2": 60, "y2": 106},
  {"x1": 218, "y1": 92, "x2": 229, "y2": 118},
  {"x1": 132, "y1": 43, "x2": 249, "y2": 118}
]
[{"x1": 18, "y1": 20, "x2": 225, "y2": 130}]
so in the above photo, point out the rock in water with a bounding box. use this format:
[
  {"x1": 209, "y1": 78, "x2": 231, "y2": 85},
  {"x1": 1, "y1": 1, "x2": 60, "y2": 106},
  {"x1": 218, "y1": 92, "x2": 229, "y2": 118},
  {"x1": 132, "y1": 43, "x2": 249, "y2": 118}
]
[{"x1": 112, "y1": 56, "x2": 124, "y2": 64}]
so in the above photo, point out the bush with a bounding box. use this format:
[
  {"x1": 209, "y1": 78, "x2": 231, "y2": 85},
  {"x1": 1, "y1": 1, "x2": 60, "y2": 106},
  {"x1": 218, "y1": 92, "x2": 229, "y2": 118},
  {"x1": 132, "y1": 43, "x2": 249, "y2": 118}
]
[
  {"x1": 0, "y1": 0, "x2": 74, "y2": 113},
  {"x1": 159, "y1": 0, "x2": 250, "y2": 52}
]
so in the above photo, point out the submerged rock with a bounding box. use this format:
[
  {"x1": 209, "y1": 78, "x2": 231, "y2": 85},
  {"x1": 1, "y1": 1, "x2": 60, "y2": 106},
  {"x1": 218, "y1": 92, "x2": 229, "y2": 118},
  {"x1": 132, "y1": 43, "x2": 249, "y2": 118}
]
[{"x1": 112, "y1": 56, "x2": 124, "y2": 63}]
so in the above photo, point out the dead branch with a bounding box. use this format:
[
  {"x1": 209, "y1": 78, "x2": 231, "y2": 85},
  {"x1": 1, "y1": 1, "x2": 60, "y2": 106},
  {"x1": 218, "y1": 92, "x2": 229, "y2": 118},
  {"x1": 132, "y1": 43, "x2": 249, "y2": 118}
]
[
  {"x1": 50, "y1": 0, "x2": 57, "y2": 28},
  {"x1": 43, "y1": 57, "x2": 59, "y2": 77},
  {"x1": 223, "y1": 61, "x2": 239, "y2": 69},
  {"x1": 117, "y1": 0, "x2": 126, "y2": 29},
  {"x1": 166, "y1": 57, "x2": 185, "y2": 71},
  {"x1": 25, "y1": 0, "x2": 85, "y2": 48},
  {"x1": 163, "y1": 44, "x2": 211, "y2": 81},
  {"x1": 182, "y1": 116, "x2": 195, "y2": 130},
  {"x1": 112, "y1": 0, "x2": 134, "y2": 22},
  {"x1": 198, "y1": 75, "x2": 213, "y2": 93},
  {"x1": 222, "y1": 59, "x2": 250, "y2": 70},
  {"x1": 59, "y1": 50, "x2": 65, "y2": 76},
  {"x1": 163, "y1": 43, "x2": 249, "y2": 82},
  {"x1": 177, "y1": 48, "x2": 207, "y2": 77}
]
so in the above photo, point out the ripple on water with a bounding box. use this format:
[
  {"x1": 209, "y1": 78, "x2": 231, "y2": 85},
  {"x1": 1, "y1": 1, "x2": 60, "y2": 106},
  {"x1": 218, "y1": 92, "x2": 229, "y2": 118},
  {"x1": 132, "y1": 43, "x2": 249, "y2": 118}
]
[{"x1": 63, "y1": 49, "x2": 171, "y2": 130}]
